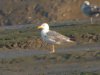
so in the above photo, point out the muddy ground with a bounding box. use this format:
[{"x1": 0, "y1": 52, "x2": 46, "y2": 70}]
[
  {"x1": 0, "y1": 20, "x2": 100, "y2": 75},
  {"x1": 0, "y1": 43, "x2": 100, "y2": 75},
  {"x1": 0, "y1": 21, "x2": 100, "y2": 75}
]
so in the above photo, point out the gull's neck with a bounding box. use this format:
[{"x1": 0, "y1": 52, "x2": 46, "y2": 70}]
[
  {"x1": 81, "y1": 3, "x2": 90, "y2": 10},
  {"x1": 42, "y1": 28, "x2": 49, "y2": 34}
]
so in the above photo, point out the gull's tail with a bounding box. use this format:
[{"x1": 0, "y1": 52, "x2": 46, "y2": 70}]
[
  {"x1": 65, "y1": 36, "x2": 76, "y2": 43},
  {"x1": 96, "y1": 7, "x2": 100, "y2": 13},
  {"x1": 93, "y1": 6, "x2": 100, "y2": 15},
  {"x1": 66, "y1": 39, "x2": 75, "y2": 43}
]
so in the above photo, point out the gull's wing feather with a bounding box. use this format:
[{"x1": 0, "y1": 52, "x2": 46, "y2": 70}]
[
  {"x1": 90, "y1": 5, "x2": 100, "y2": 13},
  {"x1": 47, "y1": 30, "x2": 73, "y2": 44},
  {"x1": 81, "y1": 3, "x2": 100, "y2": 16}
]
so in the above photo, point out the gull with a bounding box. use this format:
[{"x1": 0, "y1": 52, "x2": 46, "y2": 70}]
[
  {"x1": 81, "y1": 1, "x2": 100, "y2": 24},
  {"x1": 37, "y1": 23, "x2": 74, "y2": 53}
]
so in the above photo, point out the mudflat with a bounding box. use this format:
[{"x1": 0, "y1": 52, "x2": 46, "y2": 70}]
[{"x1": 0, "y1": 43, "x2": 100, "y2": 75}]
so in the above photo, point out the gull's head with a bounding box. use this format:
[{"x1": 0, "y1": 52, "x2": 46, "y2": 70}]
[
  {"x1": 37, "y1": 23, "x2": 49, "y2": 31},
  {"x1": 84, "y1": 1, "x2": 90, "y2": 5}
]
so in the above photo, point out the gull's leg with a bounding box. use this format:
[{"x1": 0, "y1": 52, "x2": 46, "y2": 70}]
[
  {"x1": 90, "y1": 17, "x2": 93, "y2": 24},
  {"x1": 50, "y1": 44, "x2": 55, "y2": 53},
  {"x1": 52, "y1": 45, "x2": 55, "y2": 53}
]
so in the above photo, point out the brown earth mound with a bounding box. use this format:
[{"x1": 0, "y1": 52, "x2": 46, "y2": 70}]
[{"x1": 0, "y1": 0, "x2": 100, "y2": 26}]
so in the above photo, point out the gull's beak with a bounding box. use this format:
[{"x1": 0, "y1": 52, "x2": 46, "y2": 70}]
[{"x1": 37, "y1": 25, "x2": 43, "y2": 29}]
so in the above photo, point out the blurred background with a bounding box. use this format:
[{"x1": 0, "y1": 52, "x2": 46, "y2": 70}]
[{"x1": 0, "y1": 0, "x2": 100, "y2": 26}]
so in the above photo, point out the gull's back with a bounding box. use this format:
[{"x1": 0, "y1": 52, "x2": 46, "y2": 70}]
[{"x1": 81, "y1": 4, "x2": 93, "y2": 16}]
